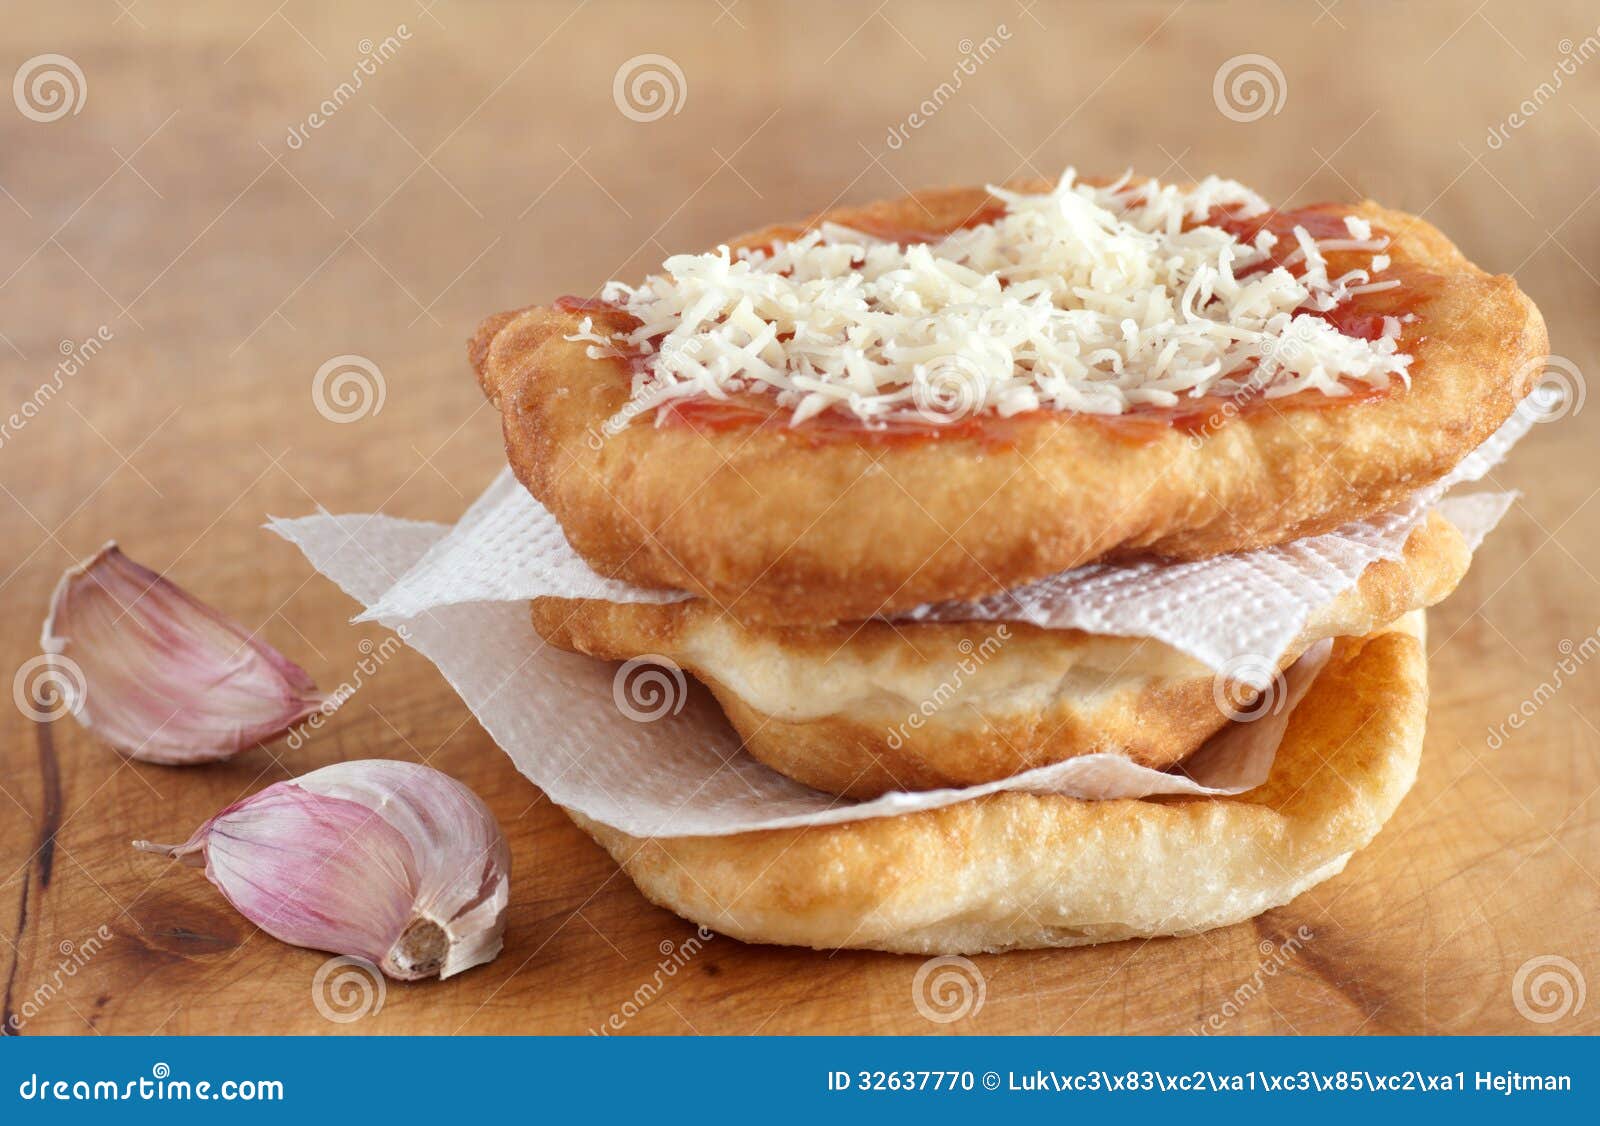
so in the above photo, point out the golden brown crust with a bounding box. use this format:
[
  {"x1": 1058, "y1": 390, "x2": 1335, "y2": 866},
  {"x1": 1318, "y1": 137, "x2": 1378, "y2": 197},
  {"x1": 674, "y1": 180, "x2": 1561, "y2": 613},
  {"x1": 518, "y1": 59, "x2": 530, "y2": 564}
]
[
  {"x1": 567, "y1": 614, "x2": 1429, "y2": 953},
  {"x1": 708, "y1": 671, "x2": 1227, "y2": 799},
  {"x1": 536, "y1": 592, "x2": 1233, "y2": 797},
  {"x1": 530, "y1": 511, "x2": 1468, "y2": 797},
  {"x1": 474, "y1": 180, "x2": 1544, "y2": 624}
]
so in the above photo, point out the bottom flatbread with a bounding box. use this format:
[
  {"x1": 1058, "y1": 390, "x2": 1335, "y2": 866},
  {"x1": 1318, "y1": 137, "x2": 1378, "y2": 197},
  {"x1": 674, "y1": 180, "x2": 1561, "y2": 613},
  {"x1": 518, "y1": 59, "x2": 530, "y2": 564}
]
[{"x1": 566, "y1": 612, "x2": 1427, "y2": 953}]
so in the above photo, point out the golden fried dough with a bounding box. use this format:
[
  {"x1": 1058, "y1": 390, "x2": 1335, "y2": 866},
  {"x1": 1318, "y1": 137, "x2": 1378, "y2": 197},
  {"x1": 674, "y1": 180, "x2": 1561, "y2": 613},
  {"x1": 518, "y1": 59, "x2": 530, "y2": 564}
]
[
  {"x1": 566, "y1": 613, "x2": 1427, "y2": 953},
  {"x1": 473, "y1": 181, "x2": 1544, "y2": 625},
  {"x1": 531, "y1": 512, "x2": 1467, "y2": 798}
]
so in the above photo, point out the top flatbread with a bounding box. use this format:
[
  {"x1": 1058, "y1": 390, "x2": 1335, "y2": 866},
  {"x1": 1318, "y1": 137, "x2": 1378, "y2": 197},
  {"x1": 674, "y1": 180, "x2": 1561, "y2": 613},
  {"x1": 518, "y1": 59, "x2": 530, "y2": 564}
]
[{"x1": 473, "y1": 180, "x2": 1544, "y2": 625}]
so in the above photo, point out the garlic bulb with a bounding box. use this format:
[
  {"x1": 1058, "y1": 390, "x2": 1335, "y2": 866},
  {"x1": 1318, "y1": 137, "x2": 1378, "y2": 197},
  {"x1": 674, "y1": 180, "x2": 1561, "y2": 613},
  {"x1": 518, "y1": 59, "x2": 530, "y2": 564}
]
[
  {"x1": 134, "y1": 760, "x2": 511, "y2": 980},
  {"x1": 40, "y1": 543, "x2": 327, "y2": 764}
]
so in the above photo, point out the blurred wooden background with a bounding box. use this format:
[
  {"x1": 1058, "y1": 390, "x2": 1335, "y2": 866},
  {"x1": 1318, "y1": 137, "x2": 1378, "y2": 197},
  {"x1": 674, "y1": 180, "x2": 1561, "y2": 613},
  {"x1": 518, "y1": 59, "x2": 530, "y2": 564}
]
[{"x1": 1, "y1": 0, "x2": 1596, "y2": 1035}]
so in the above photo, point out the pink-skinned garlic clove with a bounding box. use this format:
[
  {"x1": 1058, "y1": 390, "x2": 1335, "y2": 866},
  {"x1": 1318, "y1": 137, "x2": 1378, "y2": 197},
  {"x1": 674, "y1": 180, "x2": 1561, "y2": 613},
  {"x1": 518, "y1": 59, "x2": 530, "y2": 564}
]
[
  {"x1": 134, "y1": 759, "x2": 511, "y2": 980},
  {"x1": 39, "y1": 542, "x2": 328, "y2": 764}
]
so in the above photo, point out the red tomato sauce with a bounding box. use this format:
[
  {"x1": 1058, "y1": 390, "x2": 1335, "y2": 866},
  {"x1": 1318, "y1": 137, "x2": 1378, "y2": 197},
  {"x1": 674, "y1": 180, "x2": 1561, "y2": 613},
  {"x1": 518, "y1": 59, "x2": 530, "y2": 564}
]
[{"x1": 555, "y1": 202, "x2": 1430, "y2": 447}]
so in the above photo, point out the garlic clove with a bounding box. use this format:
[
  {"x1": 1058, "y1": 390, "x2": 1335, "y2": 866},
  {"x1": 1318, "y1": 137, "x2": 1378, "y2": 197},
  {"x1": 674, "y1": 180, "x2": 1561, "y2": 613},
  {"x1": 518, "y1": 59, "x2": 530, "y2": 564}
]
[
  {"x1": 291, "y1": 759, "x2": 512, "y2": 978},
  {"x1": 40, "y1": 542, "x2": 327, "y2": 764},
  {"x1": 134, "y1": 759, "x2": 511, "y2": 980}
]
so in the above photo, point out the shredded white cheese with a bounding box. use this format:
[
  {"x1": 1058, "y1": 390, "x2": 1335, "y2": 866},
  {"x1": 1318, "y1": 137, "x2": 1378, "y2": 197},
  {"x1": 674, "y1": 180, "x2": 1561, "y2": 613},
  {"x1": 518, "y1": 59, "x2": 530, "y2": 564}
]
[{"x1": 570, "y1": 170, "x2": 1412, "y2": 426}]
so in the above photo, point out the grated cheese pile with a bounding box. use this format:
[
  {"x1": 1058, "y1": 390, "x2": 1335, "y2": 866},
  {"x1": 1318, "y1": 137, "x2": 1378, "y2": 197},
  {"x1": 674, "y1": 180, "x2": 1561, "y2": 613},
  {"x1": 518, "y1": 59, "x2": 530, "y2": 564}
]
[{"x1": 569, "y1": 170, "x2": 1411, "y2": 426}]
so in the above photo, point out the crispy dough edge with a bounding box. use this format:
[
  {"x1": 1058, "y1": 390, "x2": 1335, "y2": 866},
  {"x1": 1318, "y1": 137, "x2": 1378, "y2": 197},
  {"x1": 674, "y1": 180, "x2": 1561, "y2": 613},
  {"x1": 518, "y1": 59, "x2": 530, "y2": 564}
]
[
  {"x1": 565, "y1": 612, "x2": 1428, "y2": 953},
  {"x1": 475, "y1": 181, "x2": 1545, "y2": 624}
]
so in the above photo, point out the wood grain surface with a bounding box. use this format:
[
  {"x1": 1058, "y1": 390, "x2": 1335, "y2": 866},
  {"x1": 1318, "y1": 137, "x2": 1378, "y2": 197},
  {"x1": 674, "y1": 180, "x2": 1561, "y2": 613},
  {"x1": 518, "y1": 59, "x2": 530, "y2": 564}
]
[{"x1": 2, "y1": 0, "x2": 1597, "y2": 1036}]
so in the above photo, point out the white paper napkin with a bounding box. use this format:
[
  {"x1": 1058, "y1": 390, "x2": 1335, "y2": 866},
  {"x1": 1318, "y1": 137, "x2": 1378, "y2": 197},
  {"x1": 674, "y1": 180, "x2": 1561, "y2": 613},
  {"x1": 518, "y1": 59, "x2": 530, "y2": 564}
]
[
  {"x1": 272, "y1": 512, "x2": 1337, "y2": 837},
  {"x1": 273, "y1": 397, "x2": 1530, "y2": 836},
  {"x1": 270, "y1": 471, "x2": 1516, "y2": 837}
]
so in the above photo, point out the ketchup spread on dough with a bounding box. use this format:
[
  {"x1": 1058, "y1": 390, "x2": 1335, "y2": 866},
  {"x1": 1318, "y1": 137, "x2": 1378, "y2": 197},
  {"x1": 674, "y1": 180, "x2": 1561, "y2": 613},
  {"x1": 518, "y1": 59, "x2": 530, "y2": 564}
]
[{"x1": 554, "y1": 203, "x2": 1430, "y2": 447}]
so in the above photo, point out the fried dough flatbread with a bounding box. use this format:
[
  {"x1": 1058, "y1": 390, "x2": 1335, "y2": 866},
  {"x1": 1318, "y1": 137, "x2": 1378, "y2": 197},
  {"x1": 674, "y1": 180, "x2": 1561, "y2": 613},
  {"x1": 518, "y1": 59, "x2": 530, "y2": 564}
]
[
  {"x1": 532, "y1": 512, "x2": 1465, "y2": 797},
  {"x1": 474, "y1": 181, "x2": 1543, "y2": 625},
  {"x1": 566, "y1": 613, "x2": 1427, "y2": 953}
]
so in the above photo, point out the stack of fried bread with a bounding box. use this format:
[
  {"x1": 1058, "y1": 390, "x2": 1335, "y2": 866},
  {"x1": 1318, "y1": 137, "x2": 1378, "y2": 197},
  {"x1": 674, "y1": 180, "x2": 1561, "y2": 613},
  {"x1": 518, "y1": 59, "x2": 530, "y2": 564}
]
[{"x1": 469, "y1": 173, "x2": 1545, "y2": 953}]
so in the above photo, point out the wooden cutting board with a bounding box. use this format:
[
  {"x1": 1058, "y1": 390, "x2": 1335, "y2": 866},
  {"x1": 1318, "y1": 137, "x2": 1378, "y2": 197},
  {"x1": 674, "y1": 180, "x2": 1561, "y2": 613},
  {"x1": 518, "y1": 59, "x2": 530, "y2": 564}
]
[{"x1": 3, "y1": 0, "x2": 1596, "y2": 1035}]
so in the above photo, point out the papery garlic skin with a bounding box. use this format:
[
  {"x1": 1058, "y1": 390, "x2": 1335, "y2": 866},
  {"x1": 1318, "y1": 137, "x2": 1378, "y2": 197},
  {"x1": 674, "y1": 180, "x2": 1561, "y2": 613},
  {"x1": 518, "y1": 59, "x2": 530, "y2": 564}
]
[
  {"x1": 135, "y1": 759, "x2": 511, "y2": 980},
  {"x1": 40, "y1": 542, "x2": 327, "y2": 764}
]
